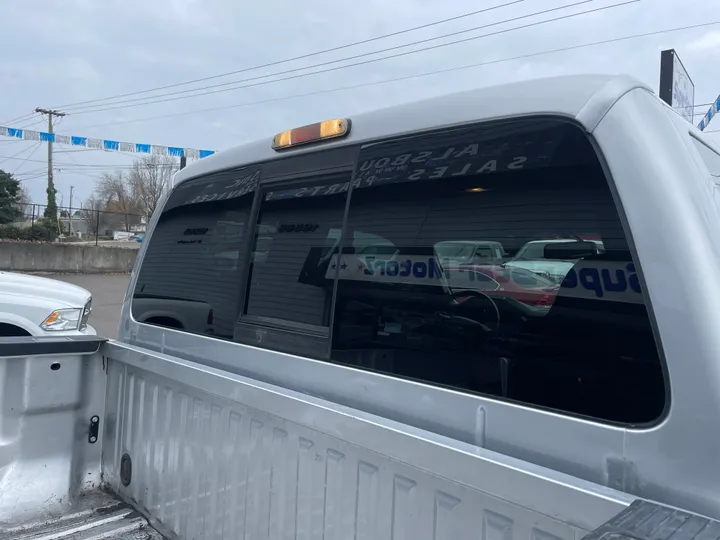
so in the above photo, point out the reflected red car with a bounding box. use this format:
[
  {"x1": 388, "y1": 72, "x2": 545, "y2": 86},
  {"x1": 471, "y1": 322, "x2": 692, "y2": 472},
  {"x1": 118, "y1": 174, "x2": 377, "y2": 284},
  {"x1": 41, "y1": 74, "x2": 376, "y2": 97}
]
[{"x1": 446, "y1": 263, "x2": 558, "y2": 308}]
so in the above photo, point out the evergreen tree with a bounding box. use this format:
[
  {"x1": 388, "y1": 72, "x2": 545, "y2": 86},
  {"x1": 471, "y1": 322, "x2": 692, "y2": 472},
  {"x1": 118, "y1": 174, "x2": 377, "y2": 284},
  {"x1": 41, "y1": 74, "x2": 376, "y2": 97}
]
[
  {"x1": 44, "y1": 177, "x2": 58, "y2": 219},
  {"x1": 0, "y1": 169, "x2": 23, "y2": 224}
]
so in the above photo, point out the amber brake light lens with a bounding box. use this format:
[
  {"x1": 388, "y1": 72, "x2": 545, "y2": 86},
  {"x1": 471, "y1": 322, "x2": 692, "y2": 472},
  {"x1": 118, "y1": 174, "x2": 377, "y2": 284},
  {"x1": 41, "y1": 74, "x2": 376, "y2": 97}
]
[{"x1": 272, "y1": 119, "x2": 349, "y2": 150}]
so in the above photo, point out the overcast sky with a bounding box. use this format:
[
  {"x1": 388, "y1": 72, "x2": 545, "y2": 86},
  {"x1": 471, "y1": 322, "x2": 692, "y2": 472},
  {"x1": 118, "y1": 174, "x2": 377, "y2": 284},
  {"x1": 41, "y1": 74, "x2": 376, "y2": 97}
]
[{"x1": 1, "y1": 0, "x2": 718, "y2": 207}]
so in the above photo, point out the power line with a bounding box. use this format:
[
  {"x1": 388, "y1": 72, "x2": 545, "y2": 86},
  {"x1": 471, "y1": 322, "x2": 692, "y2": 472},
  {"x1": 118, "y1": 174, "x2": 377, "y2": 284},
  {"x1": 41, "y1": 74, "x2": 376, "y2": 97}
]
[
  {"x1": 66, "y1": 96, "x2": 720, "y2": 128},
  {"x1": 0, "y1": 142, "x2": 42, "y2": 167},
  {"x1": 63, "y1": 0, "x2": 580, "y2": 112},
  {"x1": 61, "y1": 149, "x2": 83, "y2": 169},
  {"x1": 69, "y1": 19, "x2": 720, "y2": 133},
  {"x1": 53, "y1": 0, "x2": 527, "y2": 110},
  {"x1": 15, "y1": 165, "x2": 46, "y2": 173},
  {"x1": 63, "y1": 0, "x2": 611, "y2": 113},
  {"x1": 0, "y1": 154, "x2": 153, "y2": 168},
  {"x1": 10, "y1": 143, "x2": 42, "y2": 175},
  {"x1": 15, "y1": 168, "x2": 48, "y2": 178},
  {"x1": 1, "y1": 112, "x2": 38, "y2": 126},
  {"x1": 17, "y1": 118, "x2": 45, "y2": 130},
  {"x1": 65, "y1": 0, "x2": 636, "y2": 115},
  {"x1": 17, "y1": 173, "x2": 49, "y2": 182},
  {"x1": 0, "y1": 139, "x2": 28, "y2": 146}
]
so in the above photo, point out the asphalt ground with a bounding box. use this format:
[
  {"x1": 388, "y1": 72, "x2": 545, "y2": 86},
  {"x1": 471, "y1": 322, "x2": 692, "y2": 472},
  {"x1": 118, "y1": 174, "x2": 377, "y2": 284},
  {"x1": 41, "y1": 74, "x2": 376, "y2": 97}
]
[{"x1": 52, "y1": 274, "x2": 131, "y2": 339}]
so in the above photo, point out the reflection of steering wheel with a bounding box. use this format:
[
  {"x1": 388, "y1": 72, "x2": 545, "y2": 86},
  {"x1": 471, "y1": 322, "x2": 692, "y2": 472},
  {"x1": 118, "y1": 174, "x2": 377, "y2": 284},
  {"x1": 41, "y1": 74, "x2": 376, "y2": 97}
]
[{"x1": 447, "y1": 289, "x2": 501, "y2": 332}]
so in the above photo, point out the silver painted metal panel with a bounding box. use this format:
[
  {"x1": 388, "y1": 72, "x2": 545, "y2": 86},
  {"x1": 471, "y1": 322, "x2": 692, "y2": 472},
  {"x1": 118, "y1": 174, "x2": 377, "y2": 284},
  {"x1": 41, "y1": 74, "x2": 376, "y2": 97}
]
[
  {"x1": 103, "y1": 341, "x2": 634, "y2": 540},
  {"x1": 0, "y1": 348, "x2": 107, "y2": 528},
  {"x1": 595, "y1": 88, "x2": 720, "y2": 518}
]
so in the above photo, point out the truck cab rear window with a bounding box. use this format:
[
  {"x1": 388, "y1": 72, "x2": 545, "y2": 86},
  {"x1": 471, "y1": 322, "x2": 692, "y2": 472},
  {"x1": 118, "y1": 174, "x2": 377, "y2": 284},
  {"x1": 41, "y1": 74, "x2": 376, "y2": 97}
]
[
  {"x1": 133, "y1": 118, "x2": 665, "y2": 425},
  {"x1": 327, "y1": 120, "x2": 664, "y2": 424}
]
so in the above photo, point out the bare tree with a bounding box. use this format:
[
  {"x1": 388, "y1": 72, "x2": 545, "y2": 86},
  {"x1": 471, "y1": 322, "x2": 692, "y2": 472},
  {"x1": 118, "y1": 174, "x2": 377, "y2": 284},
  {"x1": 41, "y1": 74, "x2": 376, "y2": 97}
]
[
  {"x1": 80, "y1": 194, "x2": 105, "y2": 235},
  {"x1": 16, "y1": 183, "x2": 30, "y2": 205},
  {"x1": 128, "y1": 155, "x2": 178, "y2": 221},
  {"x1": 94, "y1": 170, "x2": 141, "y2": 232},
  {"x1": 7, "y1": 183, "x2": 33, "y2": 219},
  {"x1": 92, "y1": 156, "x2": 178, "y2": 234}
]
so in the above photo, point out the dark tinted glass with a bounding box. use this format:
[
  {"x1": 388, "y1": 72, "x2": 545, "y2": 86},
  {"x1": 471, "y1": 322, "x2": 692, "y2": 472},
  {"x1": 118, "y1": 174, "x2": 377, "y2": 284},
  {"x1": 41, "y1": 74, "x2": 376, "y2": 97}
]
[
  {"x1": 132, "y1": 167, "x2": 258, "y2": 339},
  {"x1": 330, "y1": 120, "x2": 664, "y2": 424},
  {"x1": 242, "y1": 176, "x2": 350, "y2": 328},
  {"x1": 514, "y1": 243, "x2": 545, "y2": 260}
]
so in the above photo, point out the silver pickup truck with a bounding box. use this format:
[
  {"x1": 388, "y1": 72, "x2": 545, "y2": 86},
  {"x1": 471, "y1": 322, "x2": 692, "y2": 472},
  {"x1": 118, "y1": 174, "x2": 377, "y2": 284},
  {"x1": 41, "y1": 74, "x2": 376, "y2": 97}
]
[{"x1": 4, "y1": 74, "x2": 720, "y2": 540}]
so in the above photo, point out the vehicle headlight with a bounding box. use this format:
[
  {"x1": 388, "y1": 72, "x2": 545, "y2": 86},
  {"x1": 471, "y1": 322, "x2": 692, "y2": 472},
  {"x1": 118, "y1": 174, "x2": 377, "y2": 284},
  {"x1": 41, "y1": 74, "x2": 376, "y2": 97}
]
[{"x1": 41, "y1": 308, "x2": 83, "y2": 331}]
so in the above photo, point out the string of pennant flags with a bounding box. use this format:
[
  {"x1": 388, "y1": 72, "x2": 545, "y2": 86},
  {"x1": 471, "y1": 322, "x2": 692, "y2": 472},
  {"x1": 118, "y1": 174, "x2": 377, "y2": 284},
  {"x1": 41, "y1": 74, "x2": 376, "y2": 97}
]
[
  {"x1": 0, "y1": 124, "x2": 215, "y2": 159},
  {"x1": 698, "y1": 95, "x2": 720, "y2": 132}
]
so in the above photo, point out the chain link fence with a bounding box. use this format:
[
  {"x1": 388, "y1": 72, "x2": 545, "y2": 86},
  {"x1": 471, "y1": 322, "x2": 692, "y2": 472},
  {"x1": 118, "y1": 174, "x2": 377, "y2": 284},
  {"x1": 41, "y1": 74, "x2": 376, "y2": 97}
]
[{"x1": 1, "y1": 202, "x2": 146, "y2": 246}]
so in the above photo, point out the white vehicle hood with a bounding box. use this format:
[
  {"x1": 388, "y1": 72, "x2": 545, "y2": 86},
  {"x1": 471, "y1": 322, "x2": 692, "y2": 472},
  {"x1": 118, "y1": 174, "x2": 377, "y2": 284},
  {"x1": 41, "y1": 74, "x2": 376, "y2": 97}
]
[{"x1": 0, "y1": 272, "x2": 91, "y2": 308}]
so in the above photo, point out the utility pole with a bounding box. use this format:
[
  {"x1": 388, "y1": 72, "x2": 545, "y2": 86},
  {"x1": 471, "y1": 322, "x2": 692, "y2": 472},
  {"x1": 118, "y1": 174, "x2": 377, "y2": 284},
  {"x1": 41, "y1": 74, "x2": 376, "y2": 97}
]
[
  {"x1": 68, "y1": 185, "x2": 74, "y2": 236},
  {"x1": 35, "y1": 107, "x2": 66, "y2": 221}
]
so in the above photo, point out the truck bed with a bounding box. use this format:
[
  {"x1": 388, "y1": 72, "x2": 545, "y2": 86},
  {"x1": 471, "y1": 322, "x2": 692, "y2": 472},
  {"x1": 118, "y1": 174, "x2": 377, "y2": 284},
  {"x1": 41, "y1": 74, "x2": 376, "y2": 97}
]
[
  {"x1": 101, "y1": 340, "x2": 637, "y2": 540},
  {"x1": 0, "y1": 336, "x2": 637, "y2": 539},
  {"x1": 4, "y1": 491, "x2": 164, "y2": 540}
]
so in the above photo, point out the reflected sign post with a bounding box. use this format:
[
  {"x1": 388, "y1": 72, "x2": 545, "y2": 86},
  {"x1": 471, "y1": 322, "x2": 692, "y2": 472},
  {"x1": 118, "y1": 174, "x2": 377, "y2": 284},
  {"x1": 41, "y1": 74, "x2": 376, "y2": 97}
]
[{"x1": 659, "y1": 49, "x2": 695, "y2": 123}]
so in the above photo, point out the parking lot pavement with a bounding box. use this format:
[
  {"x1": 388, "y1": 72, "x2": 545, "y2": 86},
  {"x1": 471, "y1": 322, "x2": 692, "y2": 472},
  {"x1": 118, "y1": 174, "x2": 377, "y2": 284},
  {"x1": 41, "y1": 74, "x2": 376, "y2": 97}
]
[{"x1": 52, "y1": 274, "x2": 131, "y2": 339}]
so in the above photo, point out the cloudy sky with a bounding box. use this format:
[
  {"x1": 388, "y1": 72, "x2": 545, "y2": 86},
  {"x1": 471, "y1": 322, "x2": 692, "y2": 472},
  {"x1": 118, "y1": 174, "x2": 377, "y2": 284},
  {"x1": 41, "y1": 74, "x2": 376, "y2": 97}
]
[{"x1": 1, "y1": 0, "x2": 718, "y2": 207}]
